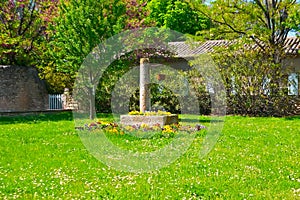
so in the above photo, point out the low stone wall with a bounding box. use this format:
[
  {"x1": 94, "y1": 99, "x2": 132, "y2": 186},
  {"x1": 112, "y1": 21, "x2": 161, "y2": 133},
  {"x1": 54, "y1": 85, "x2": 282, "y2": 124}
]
[
  {"x1": 120, "y1": 114, "x2": 179, "y2": 127},
  {"x1": 0, "y1": 65, "x2": 48, "y2": 112}
]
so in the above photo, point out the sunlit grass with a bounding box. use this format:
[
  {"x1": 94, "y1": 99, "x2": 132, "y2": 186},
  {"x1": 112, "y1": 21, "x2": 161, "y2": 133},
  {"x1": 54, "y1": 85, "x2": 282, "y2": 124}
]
[{"x1": 0, "y1": 112, "x2": 299, "y2": 199}]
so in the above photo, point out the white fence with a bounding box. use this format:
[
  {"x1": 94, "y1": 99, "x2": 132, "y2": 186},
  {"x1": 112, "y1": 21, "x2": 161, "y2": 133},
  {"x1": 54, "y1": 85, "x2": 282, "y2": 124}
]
[{"x1": 48, "y1": 94, "x2": 63, "y2": 110}]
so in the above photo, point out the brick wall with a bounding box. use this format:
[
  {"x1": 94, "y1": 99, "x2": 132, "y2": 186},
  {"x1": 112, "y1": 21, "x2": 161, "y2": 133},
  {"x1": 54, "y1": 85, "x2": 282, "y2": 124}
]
[{"x1": 0, "y1": 65, "x2": 48, "y2": 112}]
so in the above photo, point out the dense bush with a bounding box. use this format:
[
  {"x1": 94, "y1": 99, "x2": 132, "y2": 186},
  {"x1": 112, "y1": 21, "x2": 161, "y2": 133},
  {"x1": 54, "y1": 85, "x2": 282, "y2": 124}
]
[{"x1": 213, "y1": 45, "x2": 298, "y2": 116}]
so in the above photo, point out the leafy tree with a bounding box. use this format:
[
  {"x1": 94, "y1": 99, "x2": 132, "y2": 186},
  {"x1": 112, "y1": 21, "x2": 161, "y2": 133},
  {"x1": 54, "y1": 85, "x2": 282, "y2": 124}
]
[
  {"x1": 38, "y1": 64, "x2": 73, "y2": 93},
  {"x1": 45, "y1": 0, "x2": 126, "y2": 119},
  {"x1": 193, "y1": 0, "x2": 300, "y2": 61},
  {"x1": 48, "y1": 0, "x2": 125, "y2": 75},
  {"x1": 44, "y1": 0, "x2": 176, "y2": 118},
  {"x1": 40, "y1": 0, "x2": 150, "y2": 94},
  {"x1": 123, "y1": 0, "x2": 153, "y2": 29},
  {"x1": 0, "y1": 0, "x2": 59, "y2": 66},
  {"x1": 288, "y1": 3, "x2": 300, "y2": 35},
  {"x1": 190, "y1": 0, "x2": 300, "y2": 116},
  {"x1": 147, "y1": 0, "x2": 210, "y2": 35}
]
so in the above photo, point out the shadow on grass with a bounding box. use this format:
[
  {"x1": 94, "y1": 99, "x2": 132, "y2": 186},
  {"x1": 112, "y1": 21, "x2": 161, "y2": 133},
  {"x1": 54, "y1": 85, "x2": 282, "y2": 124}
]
[
  {"x1": 284, "y1": 115, "x2": 300, "y2": 120},
  {"x1": 180, "y1": 118, "x2": 224, "y2": 123},
  {"x1": 0, "y1": 112, "x2": 116, "y2": 125},
  {"x1": 0, "y1": 111, "x2": 74, "y2": 125}
]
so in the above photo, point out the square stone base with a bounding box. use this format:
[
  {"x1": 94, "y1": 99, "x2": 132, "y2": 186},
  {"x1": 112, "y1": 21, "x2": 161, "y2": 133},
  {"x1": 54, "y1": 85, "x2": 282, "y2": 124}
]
[{"x1": 120, "y1": 114, "x2": 178, "y2": 127}]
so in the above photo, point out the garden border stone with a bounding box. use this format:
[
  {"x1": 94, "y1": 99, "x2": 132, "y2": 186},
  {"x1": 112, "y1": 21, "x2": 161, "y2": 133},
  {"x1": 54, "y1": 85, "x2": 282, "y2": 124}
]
[{"x1": 120, "y1": 114, "x2": 179, "y2": 127}]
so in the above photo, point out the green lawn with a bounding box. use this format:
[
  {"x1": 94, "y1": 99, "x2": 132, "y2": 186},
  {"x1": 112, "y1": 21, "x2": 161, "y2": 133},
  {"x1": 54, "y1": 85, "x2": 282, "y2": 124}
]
[{"x1": 0, "y1": 112, "x2": 299, "y2": 199}]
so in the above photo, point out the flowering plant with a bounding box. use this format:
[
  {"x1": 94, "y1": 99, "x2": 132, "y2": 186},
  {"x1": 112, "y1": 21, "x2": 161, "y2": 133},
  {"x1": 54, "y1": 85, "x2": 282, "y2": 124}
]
[
  {"x1": 128, "y1": 110, "x2": 143, "y2": 115},
  {"x1": 77, "y1": 120, "x2": 206, "y2": 138},
  {"x1": 128, "y1": 110, "x2": 172, "y2": 116}
]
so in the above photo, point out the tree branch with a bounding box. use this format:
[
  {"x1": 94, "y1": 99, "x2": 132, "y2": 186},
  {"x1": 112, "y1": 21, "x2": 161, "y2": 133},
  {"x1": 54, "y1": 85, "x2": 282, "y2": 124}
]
[
  {"x1": 18, "y1": 7, "x2": 25, "y2": 35},
  {"x1": 220, "y1": 15, "x2": 247, "y2": 35},
  {"x1": 20, "y1": 3, "x2": 36, "y2": 36}
]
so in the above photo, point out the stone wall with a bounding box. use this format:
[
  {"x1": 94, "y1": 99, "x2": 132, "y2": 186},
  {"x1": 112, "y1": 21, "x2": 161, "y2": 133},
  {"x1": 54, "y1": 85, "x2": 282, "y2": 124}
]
[
  {"x1": 0, "y1": 65, "x2": 48, "y2": 112},
  {"x1": 120, "y1": 114, "x2": 179, "y2": 127}
]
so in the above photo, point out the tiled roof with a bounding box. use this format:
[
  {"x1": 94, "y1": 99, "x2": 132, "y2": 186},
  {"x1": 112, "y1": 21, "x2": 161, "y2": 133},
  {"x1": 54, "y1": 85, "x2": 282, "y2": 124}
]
[
  {"x1": 169, "y1": 37, "x2": 300, "y2": 57},
  {"x1": 284, "y1": 37, "x2": 300, "y2": 54}
]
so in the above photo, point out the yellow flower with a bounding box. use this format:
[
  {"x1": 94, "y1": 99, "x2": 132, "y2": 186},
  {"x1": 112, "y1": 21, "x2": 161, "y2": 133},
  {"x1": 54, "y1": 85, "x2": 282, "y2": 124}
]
[
  {"x1": 162, "y1": 125, "x2": 173, "y2": 134},
  {"x1": 144, "y1": 111, "x2": 156, "y2": 116},
  {"x1": 157, "y1": 110, "x2": 171, "y2": 115},
  {"x1": 128, "y1": 110, "x2": 143, "y2": 115},
  {"x1": 112, "y1": 128, "x2": 119, "y2": 134},
  {"x1": 106, "y1": 127, "x2": 119, "y2": 134},
  {"x1": 124, "y1": 125, "x2": 135, "y2": 132},
  {"x1": 140, "y1": 123, "x2": 149, "y2": 129}
]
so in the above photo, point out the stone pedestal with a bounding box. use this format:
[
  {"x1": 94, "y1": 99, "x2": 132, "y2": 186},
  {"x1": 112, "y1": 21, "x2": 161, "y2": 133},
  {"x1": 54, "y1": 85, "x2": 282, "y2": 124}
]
[{"x1": 120, "y1": 114, "x2": 179, "y2": 127}]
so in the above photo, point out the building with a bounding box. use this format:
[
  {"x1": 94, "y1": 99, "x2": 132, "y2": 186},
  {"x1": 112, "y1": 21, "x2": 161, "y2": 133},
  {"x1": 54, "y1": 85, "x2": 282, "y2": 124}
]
[{"x1": 169, "y1": 37, "x2": 300, "y2": 95}]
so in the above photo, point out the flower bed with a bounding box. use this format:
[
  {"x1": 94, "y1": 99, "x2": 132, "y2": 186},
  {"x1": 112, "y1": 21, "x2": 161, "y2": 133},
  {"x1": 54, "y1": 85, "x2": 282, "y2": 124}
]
[{"x1": 76, "y1": 120, "x2": 206, "y2": 138}]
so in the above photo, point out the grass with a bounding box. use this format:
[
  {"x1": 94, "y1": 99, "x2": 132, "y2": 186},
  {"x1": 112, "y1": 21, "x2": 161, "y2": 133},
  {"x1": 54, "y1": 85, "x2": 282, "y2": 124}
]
[{"x1": 0, "y1": 112, "x2": 299, "y2": 199}]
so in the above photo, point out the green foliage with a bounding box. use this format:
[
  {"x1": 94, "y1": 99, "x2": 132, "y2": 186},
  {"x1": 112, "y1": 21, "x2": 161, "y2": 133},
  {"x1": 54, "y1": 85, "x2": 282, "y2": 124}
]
[
  {"x1": 191, "y1": 0, "x2": 300, "y2": 116},
  {"x1": 147, "y1": 0, "x2": 210, "y2": 35},
  {"x1": 0, "y1": 0, "x2": 58, "y2": 66},
  {"x1": 41, "y1": 0, "x2": 127, "y2": 117},
  {"x1": 48, "y1": 0, "x2": 125, "y2": 76},
  {"x1": 128, "y1": 83, "x2": 181, "y2": 114},
  {"x1": 37, "y1": 64, "x2": 73, "y2": 93},
  {"x1": 287, "y1": 3, "x2": 300, "y2": 34},
  {"x1": 213, "y1": 44, "x2": 297, "y2": 116},
  {"x1": 147, "y1": 0, "x2": 171, "y2": 27},
  {"x1": 149, "y1": 83, "x2": 181, "y2": 113},
  {"x1": 123, "y1": 0, "x2": 153, "y2": 29},
  {"x1": 95, "y1": 58, "x2": 134, "y2": 113},
  {"x1": 182, "y1": 68, "x2": 212, "y2": 115},
  {"x1": 194, "y1": 0, "x2": 300, "y2": 42}
]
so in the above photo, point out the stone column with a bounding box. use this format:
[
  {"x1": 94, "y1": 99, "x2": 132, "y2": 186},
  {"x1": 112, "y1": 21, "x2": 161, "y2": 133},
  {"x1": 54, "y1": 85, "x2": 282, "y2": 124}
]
[
  {"x1": 62, "y1": 88, "x2": 70, "y2": 109},
  {"x1": 140, "y1": 58, "x2": 151, "y2": 113}
]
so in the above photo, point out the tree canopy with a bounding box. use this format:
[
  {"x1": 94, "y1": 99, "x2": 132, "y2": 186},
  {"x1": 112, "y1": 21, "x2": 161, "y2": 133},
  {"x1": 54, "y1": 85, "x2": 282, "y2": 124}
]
[
  {"x1": 191, "y1": 0, "x2": 300, "y2": 116},
  {"x1": 48, "y1": 0, "x2": 125, "y2": 74},
  {"x1": 147, "y1": 0, "x2": 210, "y2": 35},
  {"x1": 193, "y1": 0, "x2": 300, "y2": 51},
  {"x1": 0, "y1": 0, "x2": 59, "y2": 66}
]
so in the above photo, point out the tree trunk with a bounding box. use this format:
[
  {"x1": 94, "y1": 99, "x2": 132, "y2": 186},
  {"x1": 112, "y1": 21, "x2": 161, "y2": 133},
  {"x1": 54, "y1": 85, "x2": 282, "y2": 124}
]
[
  {"x1": 86, "y1": 67, "x2": 96, "y2": 120},
  {"x1": 88, "y1": 85, "x2": 96, "y2": 120}
]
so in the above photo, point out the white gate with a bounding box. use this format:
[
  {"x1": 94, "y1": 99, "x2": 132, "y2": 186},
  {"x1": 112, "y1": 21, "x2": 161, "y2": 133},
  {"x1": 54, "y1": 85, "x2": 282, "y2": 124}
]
[{"x1": 49, "y1": 94, "x2": 63, "y2": 110}]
